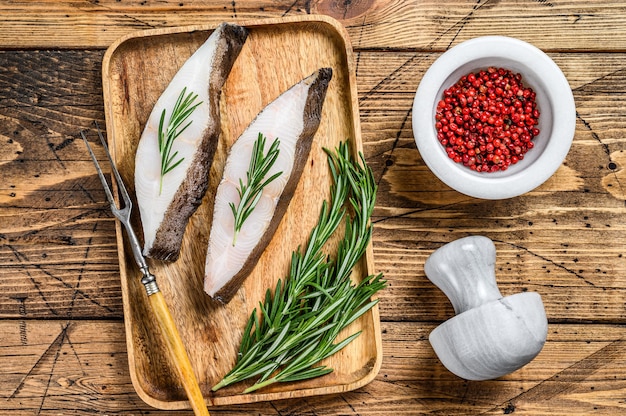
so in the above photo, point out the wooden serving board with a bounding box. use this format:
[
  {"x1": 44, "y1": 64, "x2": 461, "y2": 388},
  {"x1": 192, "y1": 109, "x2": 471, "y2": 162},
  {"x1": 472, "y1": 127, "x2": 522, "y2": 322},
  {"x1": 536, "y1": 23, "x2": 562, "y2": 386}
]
[{"x1": 101, "y1": 15, "x2": 381, "y2": 409}]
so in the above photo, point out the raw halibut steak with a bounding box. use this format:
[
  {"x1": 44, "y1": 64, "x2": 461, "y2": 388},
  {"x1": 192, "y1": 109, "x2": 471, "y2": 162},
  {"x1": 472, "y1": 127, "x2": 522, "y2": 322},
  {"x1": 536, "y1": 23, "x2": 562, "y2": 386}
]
[
  {"x1": 204, "y1": 68, "x2": 333, "y2": 303},
  {"x1": 135, "y1": 23, "x2": 248, "y2": 261}
]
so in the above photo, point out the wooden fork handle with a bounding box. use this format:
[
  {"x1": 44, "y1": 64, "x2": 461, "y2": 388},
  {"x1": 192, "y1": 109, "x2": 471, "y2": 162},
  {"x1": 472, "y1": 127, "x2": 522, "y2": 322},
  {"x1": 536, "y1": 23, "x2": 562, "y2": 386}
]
[{"x1": 148, "y1": 291, "x2": 210, "y2": 416}]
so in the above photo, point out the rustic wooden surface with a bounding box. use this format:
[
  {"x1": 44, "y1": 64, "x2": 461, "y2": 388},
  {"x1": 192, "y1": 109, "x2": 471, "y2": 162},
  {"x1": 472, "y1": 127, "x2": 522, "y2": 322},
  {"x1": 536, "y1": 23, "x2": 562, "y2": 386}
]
[{"x1": 2, "y1": 1, "x2": 626, "y2": 414}]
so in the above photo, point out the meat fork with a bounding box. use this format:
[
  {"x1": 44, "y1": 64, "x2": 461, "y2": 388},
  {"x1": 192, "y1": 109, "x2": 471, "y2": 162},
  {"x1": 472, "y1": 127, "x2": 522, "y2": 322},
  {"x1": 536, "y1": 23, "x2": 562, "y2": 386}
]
[{"x1": 81, "y1": 124, "x2": 210, "y2": 416}]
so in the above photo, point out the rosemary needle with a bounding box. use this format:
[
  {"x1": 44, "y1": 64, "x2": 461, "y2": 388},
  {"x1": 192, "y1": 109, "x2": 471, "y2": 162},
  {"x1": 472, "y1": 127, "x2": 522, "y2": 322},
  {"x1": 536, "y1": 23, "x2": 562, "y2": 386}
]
[
  {"x1": 158, "y1": 87, "x2": 202, "y2": 195},
  {"x1": 229, "y1": 133, "x2": 282, "y2": 245},
  {"x1": 212, "y1": 141, "x2": 386, "y2": 393}
]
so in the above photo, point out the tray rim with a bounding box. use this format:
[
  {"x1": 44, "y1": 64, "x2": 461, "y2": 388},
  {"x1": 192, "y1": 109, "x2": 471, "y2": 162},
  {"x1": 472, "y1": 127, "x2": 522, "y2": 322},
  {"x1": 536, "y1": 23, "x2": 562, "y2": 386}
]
[{"x1": 101, "y1": 14, "x2": 382, "y2": 409}]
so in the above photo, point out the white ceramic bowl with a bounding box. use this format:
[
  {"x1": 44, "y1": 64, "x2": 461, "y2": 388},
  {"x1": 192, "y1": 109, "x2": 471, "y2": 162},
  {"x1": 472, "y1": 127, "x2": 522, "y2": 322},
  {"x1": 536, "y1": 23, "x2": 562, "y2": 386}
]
[{"x1": 412, "y1": 36, "x2": 576, "y2": 199}]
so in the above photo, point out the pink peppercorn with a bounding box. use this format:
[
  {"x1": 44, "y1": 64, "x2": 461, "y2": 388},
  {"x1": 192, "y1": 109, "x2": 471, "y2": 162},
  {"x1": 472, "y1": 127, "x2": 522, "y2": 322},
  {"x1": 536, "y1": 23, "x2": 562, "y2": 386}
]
[{"x1": 435, "y1": 67, "x2": 540, "y2": 172}]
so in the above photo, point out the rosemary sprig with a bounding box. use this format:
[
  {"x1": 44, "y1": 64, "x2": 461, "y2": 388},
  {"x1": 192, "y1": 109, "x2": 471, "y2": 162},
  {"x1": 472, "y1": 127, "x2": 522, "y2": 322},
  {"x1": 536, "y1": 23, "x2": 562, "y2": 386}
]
[
  {"x1": 212, "y1": 141, "x2": 386, "y2": 393},
  {"x1": 158, "y1": 87, "x2": 202, "y2": 195},
  {"x1": 229, "y1": 133, "x2": 282, "y2": 245}
]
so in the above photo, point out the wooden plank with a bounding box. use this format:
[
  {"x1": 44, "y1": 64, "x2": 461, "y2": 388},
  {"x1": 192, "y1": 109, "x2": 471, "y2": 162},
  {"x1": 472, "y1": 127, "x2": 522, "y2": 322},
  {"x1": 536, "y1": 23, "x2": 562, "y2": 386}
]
[
  {"x1": 0, "y1": 49, "x2": 122, "y2": 319},
  {"x1": 0, "y1": 1, "x2": 625, "y2": 50},
  {"x1": 0, "y1": 51, "x2": 626, "y2": 322},
  {"x1": 2, "y1": 49, "x2": 626, "y2": 324},
  {"x1": 1, "y1": 320, "x2": 626, "y2": 414}
]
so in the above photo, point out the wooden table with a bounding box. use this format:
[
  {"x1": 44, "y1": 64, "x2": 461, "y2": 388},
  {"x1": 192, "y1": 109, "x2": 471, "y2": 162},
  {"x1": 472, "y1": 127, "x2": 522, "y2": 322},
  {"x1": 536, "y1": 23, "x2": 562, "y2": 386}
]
[{"x1": 2, "y1": 1, "x2": 626, "y2": 414}]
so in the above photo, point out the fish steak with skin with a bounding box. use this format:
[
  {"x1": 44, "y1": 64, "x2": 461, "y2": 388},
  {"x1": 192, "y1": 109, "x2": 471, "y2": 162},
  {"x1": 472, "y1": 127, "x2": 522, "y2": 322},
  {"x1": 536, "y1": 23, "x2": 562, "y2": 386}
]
[
  {"x1": 135, "y1": 22, "x2": 248, "y2": 261},
  {"x1": 204, "y1": 68, "x2": 333, "y2": 303}
]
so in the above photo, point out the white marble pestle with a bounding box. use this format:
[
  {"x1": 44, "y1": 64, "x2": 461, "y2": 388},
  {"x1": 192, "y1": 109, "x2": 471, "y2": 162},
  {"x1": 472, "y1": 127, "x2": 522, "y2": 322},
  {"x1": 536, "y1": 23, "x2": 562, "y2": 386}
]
[{"x1": 424, "y1": 235, "x2": 548, "y2": 381}]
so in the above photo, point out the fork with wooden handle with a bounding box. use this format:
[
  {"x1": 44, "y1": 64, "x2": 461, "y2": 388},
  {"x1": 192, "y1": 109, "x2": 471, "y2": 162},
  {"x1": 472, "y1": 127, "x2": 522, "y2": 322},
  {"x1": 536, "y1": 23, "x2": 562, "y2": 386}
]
[{"x1": 81, "y1": 125, "x2": 210, "y2": 416}]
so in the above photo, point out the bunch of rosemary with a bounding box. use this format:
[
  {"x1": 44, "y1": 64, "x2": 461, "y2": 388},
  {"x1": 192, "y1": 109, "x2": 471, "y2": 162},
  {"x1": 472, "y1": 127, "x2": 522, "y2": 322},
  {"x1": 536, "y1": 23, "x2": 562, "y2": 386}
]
[{"x1": 212, "y1": 141, "x2": 386, "y2": 393}]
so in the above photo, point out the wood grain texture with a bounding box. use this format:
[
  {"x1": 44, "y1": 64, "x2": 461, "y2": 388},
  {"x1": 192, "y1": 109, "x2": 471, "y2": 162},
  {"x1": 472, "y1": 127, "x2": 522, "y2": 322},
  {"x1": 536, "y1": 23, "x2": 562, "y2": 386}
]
[
  {"x1": 0, "y1": 1, "x2": 625, "y2": 50},
  {"x1": 2, "y1": 0, "x2": 626, "y2": 414},
  {"x1": 2, "y1": 321, "x2": 626, "y2": 415},
  {"x1": 0, "y1": 50, "x2": 123, "y2": 320},
  {"x1": 3, "y1": 51, "x2": 626, "y2": 323}
]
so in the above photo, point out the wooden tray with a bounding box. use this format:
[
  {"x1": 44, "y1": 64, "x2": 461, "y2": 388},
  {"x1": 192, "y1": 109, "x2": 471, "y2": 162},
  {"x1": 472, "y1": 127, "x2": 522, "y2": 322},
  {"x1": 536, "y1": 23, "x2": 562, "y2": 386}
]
[{"x1": 101, "y1": 15, "x2": 382, "y2": 409}]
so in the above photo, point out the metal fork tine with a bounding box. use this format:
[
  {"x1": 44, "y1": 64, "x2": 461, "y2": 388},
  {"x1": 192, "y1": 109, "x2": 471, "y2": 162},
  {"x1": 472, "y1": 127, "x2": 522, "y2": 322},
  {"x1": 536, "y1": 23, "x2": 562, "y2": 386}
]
[
  {"x1": 82, "y1": 124, "x2": 146, "y2": 269},
  {"x1": 93, "y1": 121, "x2": 133, "y2": 212},
  {"x1": 80, "y1": 129, "x2": 119, "y2": 212}
]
